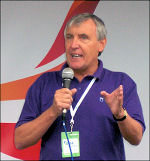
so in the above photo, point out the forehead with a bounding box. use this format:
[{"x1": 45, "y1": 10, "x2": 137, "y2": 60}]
[{"x1": 66, "y1": 19, "x2": 97, "y2": 34}]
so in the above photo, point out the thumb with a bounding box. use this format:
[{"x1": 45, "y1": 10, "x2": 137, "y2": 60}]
[
  {"x1": 71, "y1": 88, "x2": 77, "y2": 96},
  {"x1": 100, "y1": 91, "x2": 109, "y2": 98}
]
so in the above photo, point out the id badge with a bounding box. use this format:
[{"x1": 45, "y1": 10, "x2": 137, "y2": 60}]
[{"x1": 61, "y1": 131, "x2": 80, "y2": 158}]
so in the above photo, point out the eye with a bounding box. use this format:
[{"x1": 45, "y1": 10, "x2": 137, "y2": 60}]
[
  {"x1": 79, "y1": 34, "x2": 88, "y2": 40},
  {"x1": 66, "y1": 34, "x2": 73, "y2": 40}
]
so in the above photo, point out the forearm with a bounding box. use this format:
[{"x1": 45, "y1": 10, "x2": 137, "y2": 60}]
[
  {"x1": 117, "y1": 113, "x2": 143, "y2": 145},
  {"x1": 15, "y1": 106, "x2": 58, "y2": 149},
  {"x1": 15, "y1": 88, "x2": 76, "y2": 150},
  {"x1": 101, "y1": 86, "x2": 144, "y2": 145}
]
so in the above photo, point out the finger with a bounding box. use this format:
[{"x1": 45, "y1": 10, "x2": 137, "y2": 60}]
[
  {"x1": 61, "y1": 103, "x2": 72, "y2": 109},
  {"x1": 55, "y1": 92, "x2": 72, "y2": 100},
  {"x1": 117, "y1": 85, "x2": 123, "y2": 98},
  {"x1": 119, "y1": 85, "x2": 123, "y2": 94},
  {"x1": 118, "y1": 85, "x2": 123, "y2": 105},
  {"x1": 113, "y1": 86, "x2": 120, "y2": 97},
  {"x1": 100, "y1": 91, "x2": 109, "y2": 98},
  {"x1": 56, "y1": 89, "x2": 73, "y2": 100},
  {"x1": 71, "y1": 88, "x2": 77, "y2": 96},
  {"x1": 60, "y1": 88, "x2": 73, "y2": 95},
  {"x1": 54, "y1": 98, "x2": 72, "y2": 110},
  {"x1": 60, "y1": 89, "x2": 77, "y2": 108},
  {"x1": 112, "y1": 85, "x2": 122, "y2": 98},
  {"x1": 54, "y1": 95, "x2": 72, "y2": 107},
  {"x1": 57, "y1": 95, "x2": 73, "y2": 106},
  {"x1": 63, "y1": 96, "x2": 73, "y2": 104},
  {"x1": 57, "y1": 103, "x2": 71, "y2": 111}
]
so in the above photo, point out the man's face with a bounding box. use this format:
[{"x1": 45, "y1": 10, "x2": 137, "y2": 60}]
[{"x1": 65, "y1": 19, "x2": 103, "y2": 74}]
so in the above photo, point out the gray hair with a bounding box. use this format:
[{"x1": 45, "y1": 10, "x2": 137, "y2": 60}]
[{"x1": 64, "y1": 13, "x2": 107, "y2": 41}]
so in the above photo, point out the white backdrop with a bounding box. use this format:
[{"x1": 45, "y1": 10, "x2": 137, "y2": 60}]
[{"x1": 1, "y1": 1, "x2": 149, "y2": 160}]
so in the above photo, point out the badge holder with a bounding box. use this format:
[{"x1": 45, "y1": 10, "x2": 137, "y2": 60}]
[{"x1": 61, "y1": 131, "x2": 80, "y2": 158}]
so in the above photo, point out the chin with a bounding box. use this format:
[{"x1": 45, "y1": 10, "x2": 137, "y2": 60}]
[
  {"x1": 70, "y1": 65, "x2": 81, "y2": 70},
  {"x1": 69, "y1": 63, "x2": 82, "y2": 70},
  {"x1": 67, "y1": 61, "x2": 82, "y2": 69}
]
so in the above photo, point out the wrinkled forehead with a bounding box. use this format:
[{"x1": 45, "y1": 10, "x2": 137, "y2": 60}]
[
  {"x1": 66, "y1": 18, "x2": 97, "y2": 34},
  {"x1": 68, "y1": 17, "x2": 94, "y2": 28}
]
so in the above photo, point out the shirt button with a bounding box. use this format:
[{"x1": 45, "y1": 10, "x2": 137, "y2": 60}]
[{"x1": 78, "y1": 87, "x2": 81, "y2": 90}]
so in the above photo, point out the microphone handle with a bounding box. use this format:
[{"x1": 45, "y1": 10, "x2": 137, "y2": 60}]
[
  {"x1": 62, "y1": 78, "x2": 72, "y2": 116},
  {"x1": 63, "y1": 78, "x2": 71, "y2": 89}
]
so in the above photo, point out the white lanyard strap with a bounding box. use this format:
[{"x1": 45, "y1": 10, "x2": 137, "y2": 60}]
[{"x1": 70, "y1": 77, "x2": 96, "y2": 119}]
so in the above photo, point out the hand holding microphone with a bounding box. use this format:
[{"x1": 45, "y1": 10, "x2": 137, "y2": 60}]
[{"x1": 51, "y1": 68, "x2": 76, "y2": 118}]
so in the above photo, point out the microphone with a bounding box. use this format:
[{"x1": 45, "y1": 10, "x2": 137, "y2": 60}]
[{"x1": 62, "y1": 67, "x2": 74, "y2": 118}]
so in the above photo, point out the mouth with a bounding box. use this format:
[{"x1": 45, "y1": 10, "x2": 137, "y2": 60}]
[{"x1": 71, "y1": 53, "x2": 83, "y2": 58}]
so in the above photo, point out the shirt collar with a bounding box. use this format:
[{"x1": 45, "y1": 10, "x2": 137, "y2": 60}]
[
  {"x1": 59, "y1": 59, "x2": 104, "y2": 81},
  {"x1": 93, "y1": 59, "x2": 104, "y2": 80}
]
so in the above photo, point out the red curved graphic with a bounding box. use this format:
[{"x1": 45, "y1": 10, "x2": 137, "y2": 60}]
[
  {"x1": 36, "y1": 0, "x2": 100, "y2": 68},
  {"x1": 0, "y1": 123, "x2": 41, "y2": 160},
  {"x1": 1, "y1": 62, "x2": 65, "y2": 101}
]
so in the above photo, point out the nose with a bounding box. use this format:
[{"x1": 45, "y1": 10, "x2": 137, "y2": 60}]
[{"x1": 70, "y1": 37, "x2": 79, "y2": 49}]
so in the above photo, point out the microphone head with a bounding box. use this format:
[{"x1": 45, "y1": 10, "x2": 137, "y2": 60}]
[{"x1": 62, "y1": 67, "x2": 74, "y2": 79}]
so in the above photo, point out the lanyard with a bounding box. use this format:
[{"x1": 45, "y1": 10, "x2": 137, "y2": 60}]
[{"x1": 70, "y1": 77, "x2": 97, "y2": 132}]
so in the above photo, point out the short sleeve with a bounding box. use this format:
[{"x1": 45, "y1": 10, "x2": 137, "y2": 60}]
[
  {"x1": 122, "y1": 73, "x2": 146, "y2": 133},
  {"x1": 15, "y1": 74, "x2": 44, "y2": 128}
]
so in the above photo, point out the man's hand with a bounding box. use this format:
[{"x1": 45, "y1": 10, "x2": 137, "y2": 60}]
[
  {"x1": 101, "y1": 85, "x2": 143, "y2": 145},
  {"x1": 100, "y1": 85, "x2": 124, "y2": 118},
  {"x1": 51, "y1": 88, "x2": 77, "y2": 117}
]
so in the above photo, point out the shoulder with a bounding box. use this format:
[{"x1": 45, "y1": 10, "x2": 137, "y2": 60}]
[
  {"x1": 29, "y1": 71, "x2": 61, "y2": 91},
  {"x1": 36, "y1": 71, "x2": 60, "y2": 82},
  {"x1": 103, "y1": 68, "x2": 135, "y2": 82},
  {"x1": 38, "y1": 70, "x2": 60, "y2": 79},
  {"x1": 102, "y1": 68, "x2": 137, "y2": 91}
]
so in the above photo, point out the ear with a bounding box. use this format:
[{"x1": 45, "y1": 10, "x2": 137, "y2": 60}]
[{"x1": 98, "y1": 38, "x2": 107, "y2": 52}]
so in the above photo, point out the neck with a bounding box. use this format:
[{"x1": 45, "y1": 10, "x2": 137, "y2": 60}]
[
  {"x1": 74, "y1": 72, "x2": 88, "y2": 82},
  {"x1": 74, "y1": 63, "x2": 98, "y2": 82}
]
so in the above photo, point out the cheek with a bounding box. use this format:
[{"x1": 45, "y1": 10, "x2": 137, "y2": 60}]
[
  {"x1": 65, "y1": 43, "x2": 68, "y2": 51},
  {"x1": 86, "y1": 45, "x2": 98, "y2": 55},
  {"x1": 65, "y1": 43, "x2": 72, "y2": 53},
  {"x1": 65, "y1": 41, "x2": 69, "y2": 48},
  {"x1": 90, "y1": 43, "x2": 100, "y2": 54}
]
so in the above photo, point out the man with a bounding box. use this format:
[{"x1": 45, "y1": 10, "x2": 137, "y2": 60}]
[{"x1": 15, "y1": 13, "x2": 145, "y2": 160}]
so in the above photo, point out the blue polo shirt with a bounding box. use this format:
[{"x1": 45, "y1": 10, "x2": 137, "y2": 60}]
[{"x1": 16, "y1": 60, "x2": 145, "y2": 160}]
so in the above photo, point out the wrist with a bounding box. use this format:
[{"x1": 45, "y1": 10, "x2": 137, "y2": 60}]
[
  {"x1": 114, "y1": 107, "x2": 124, "y2": 119},
  {"x1": 113, "y1": 107, "x2": 127, "y2": 121},
  {"x1": 50, "y1": 105, "x2": 60, "y2": 118}
]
